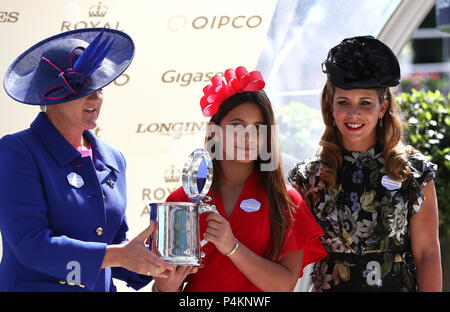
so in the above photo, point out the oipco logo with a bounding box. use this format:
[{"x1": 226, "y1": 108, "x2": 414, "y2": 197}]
[
  {"x1": 0, "y1": 12, "x2": 19, "y2": 23},
  {"x1": 167, "y1": 14, "x2": 188, "y2": 32},
  {"x1": 167, "y1": 14, "x2": 263, "y2": 32},
  {"x1": 112, "y1": 74, "x2": 130, "y2": 87},
  {"x1": 161, "y1": 70, "x2": 223, "y2": 87}
]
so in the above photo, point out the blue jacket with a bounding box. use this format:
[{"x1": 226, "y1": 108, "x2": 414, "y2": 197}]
[{"x1": 0, "y1": 112, "x2": 149, "y2": 291}]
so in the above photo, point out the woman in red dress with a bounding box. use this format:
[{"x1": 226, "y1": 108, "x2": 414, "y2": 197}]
[{"x1": 153, "y1": 66, "x2": 326, "y2": 292}]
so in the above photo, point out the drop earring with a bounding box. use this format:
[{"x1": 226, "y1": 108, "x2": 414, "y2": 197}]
[{"x1": 379, "y1": 118, "x2": 383, "y2": 127}]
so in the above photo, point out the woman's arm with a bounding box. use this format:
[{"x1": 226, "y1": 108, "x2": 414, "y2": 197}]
[
  {"x1": 153, "y1": 266, "x2": 198, "y2": 292},
  {"x1": 102, "y1": 223, "x2": 174, "y2": 278},
  {"x1": 410, "y1": 180, "x2": 442, "y2": 291},
  {"x1": 204, "y1": 213, "x2": 303, "y2": 292}
]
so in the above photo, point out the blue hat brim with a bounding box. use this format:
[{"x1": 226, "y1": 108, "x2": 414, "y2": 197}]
[{"x1": 3, "y1": 28, "x2": 135, "y2": 105}]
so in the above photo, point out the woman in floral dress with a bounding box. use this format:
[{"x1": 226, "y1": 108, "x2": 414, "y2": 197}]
[{"x1": 288, "y1": 36, "x2": 442, "y2": 291}]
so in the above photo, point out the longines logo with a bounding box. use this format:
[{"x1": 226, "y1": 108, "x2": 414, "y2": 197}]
[
  {"x1": 61, "y1": 1, "x2": 122, "y2": 31},
  {"x1": 162, "y1": 70, "x2": 223, "y2": 87},
  {"x1": 140, "y1": 165, "x2": 181, "y2": 216},
  {"x1": 167, "y1": 14, "x2": 263, "y2": 32},
  {"x1": 136, "y1": 122, "x2": 208, "y2": 140},
  {"x1": 0, "y1": 12, "x2": 19, "y2": 23}
]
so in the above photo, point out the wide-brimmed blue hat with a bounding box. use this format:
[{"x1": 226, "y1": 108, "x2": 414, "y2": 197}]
[{"x1": 3, "y1": 28, "x2": 135, "y2": 105}]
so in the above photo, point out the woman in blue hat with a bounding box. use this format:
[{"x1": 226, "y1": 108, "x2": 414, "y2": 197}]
[
  {"x1": 0, "y1": 28, "x2": 173, "y2": 291},
  {"x1": 289, "y1": 36, "x2": 441, "y2": 291}
]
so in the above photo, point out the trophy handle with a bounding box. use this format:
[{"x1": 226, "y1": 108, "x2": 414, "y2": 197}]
[
  {"x1": 198, "y1": 202, "x2": 218, "y2": 215},
  {"x1": 198, "y1": 202, "x2": 218, "y2": 257}
]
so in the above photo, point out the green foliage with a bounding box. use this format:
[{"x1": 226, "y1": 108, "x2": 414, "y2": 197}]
[
  {"x1": 400, "y1": 76, "x2": 450, "y2": 95},
  {"x1": 275, "y1": 102, "x2": 324, "y2": 162},
  {"x1": 396, "y1": 89, "x2": 450, "y2": 242},
  {"x1": 276, "y1": 93, "x2": 449, "y2": 241}
]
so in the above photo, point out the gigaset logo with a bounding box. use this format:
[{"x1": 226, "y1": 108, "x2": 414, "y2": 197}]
[
  {"x1": 0, "y1": 12, "x2": 19, "y2": 23},
  {"x1": 167, "y1": 14, "x2": 262, "y2": 32},
  {"x1": 193, "y1": 15, "x2": 262, "y2": 29},
  {"x1": 161, "y1": 70, "x2": 223, "y2": 87}
]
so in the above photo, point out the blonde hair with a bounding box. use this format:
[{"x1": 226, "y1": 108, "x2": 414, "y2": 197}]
[{"x1": 319, "y1": 78, "x2": 414, "y2": 186}]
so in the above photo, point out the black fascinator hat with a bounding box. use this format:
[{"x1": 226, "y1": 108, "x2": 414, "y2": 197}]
[{"x1": 322, "y1": 35, "x2": 400, "y2": 90}]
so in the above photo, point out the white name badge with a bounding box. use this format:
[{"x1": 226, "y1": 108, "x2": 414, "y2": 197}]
[
  {"x1": 240, "y1": 198, "x2": 261, "y2": 213},
  {"x1": 67, "y1": 172, "x2": 84, "y2": 188},
  {"x1": 381, "y1": 175, "x2": 402, "y2": 191}
]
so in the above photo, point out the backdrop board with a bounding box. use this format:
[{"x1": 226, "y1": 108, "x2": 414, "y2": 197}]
[{"x1": 0, "y1": 0, "x2": 278, "y2": 291}]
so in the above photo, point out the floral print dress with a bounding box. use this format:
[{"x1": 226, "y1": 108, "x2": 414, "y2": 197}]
[{"x1": 288, "y1": 145, "x2": 437, "y2": 292}]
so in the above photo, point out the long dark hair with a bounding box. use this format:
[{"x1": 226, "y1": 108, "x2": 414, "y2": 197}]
[
  {"x1": 205, "y1": 90, "x2": 294, "y2": 260},
  {"x1": 319, "y1": 78, "x2": 414, "y2": 187}
]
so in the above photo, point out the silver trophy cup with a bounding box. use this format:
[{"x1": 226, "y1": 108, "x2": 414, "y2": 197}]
[{"x1": 149, "y1": 148, "x2": 218, "y2": 266}]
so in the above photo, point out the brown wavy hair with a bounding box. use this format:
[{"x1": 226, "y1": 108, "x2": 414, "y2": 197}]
[
  {"x1": 319, "y1": 78, "x2": 415, "y2": 187},
  {"x1": 205, "y1": 91, "x2": 294, "y2": 260}
]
